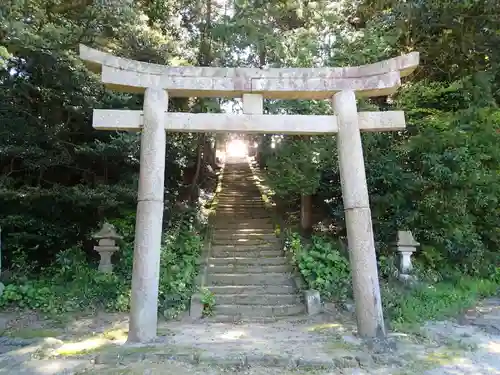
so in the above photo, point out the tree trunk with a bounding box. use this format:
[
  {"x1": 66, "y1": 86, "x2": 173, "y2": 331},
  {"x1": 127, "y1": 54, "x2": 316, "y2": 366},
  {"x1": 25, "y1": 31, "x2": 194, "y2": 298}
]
[
  {"x1": 190, "y1": 134, "x2": 205, "y2": 202},
  {"x1": 300, "y1": 194, "x2": 313, "y2": 236},
  {"x1": 203, "y1": 136, "x2": 216, "y2": 169}
]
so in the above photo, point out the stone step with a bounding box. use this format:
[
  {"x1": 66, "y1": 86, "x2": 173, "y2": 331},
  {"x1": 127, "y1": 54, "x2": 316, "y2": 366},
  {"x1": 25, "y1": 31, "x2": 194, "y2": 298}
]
[
  {"x1": 215, "y1": 228, "x2": 273, "y2": 234},
  {"x1": 212, "y1": 227, "x2": 275, "y2": 232},
  {"x1": 216, "y1": 207, "x2": 264, "y2": 210},
  {"x1": 206, "y1": 315, "x2": 280, "y2": 323},
  {"x1": 214, "y1": 214, "x2": 272, "y2": 222},
  {"x1": 217, "y1": 206, "x2": 267, "y2": 211},
  {"x1": 217, "y1": 198, "x2": 262, "y2": 202},
  {"x1": 220, "y1": 205, "x2": 263, "y2": 210},
  {"x1": 206, "y1": 272, "x2": 294, "y2": 286},
  {"x1": 212, "y1": 241, "x2": 278, "y2": 249},
  {"x1": 213, "y1": 219, "x2": 274, "y2": 227},
  {"x1": 218, "y1": 197, "x2": 261, "y2": 200},
  {"x1": 208, "y1": 284, "x2": 297, "y2": 295},
  {"x1": 215, "y1": 215, "x2": 272, "y2": 221},
  {"x1": 219, "y1": 197, "x2": 261, "y2": 199},
  {"x1": 217, "y1": 203, "x2": 263, "y2": 207},
  {"x1": 212, "y1": 228, "x2": 274, "y2": 233},
  {"x1": 216, "y1": 206, "x2": 265, "y2": 211},
  {"x1": 210, "y1": 249, "x2": 283, "y2": 258},
  {"x1": 218, "y1": 193, "x2": 261, "y2": 197},
  {"x1": 207, "y1": 257, "x2": 288, "y2": 266},
  {"x1": 208, "y1": 264, "x2": 291, "y2": 274},
  {"x1": 212, "y1": 237, "x2": 279, "y2": 246},
  {"x1": 212, "y1": 233, "x2": 277, "y2": 241},
  {"x1": 216, "y1": 207, "x2": 267, "y2": 211},
  {"x1": 215, "y1": 303, "x2": 305, "y2": 317},
  {"x1": 215, "y1": 293, "x2": 302, "y2": 305},
  {"x1": 211, "y1": 244, "x2": 279, "y2": 252}
]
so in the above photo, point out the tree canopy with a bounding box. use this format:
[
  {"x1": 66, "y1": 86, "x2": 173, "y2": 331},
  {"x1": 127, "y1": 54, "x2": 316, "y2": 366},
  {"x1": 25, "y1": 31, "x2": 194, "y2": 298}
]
[{"x1": 1, "y1": 0, "x2": 498, "y2": 278}]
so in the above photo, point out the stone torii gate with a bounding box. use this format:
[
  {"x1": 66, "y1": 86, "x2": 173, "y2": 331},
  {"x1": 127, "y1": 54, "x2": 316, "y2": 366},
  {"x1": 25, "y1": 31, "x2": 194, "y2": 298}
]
[{"x1": 80, "y1": 45, "x2": 419, "y2": 343}]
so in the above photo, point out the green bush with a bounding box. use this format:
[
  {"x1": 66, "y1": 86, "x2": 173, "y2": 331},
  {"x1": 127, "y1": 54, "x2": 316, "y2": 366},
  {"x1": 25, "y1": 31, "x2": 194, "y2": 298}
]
[
  {"x1": 158, "y1": 213, "x2": 203, "y2": 319},
  {"x1": 0, "y1": 246, "x2": 130, "y2": 314},
  {"x1": 383, "y1": 276, "x2": 499, "y2": 331},
  {"x1": 265, "y1": 76, "x2": 500, "y2": 276},
  {"x1": 284, "y1": 230, "x2": 351, "y2": 302},
  {"x1": 0, "y1": 210, "x2": 203, "y2": 318},
  {"x1": 284, "y1": 230, "x2": 499, "y2": 329}
]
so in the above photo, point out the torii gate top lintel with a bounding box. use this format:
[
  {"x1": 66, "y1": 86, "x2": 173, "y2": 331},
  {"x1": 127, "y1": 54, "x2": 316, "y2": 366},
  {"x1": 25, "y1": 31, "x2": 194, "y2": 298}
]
[{"x1": 79, "y1": 44, "x2": 419, "y2": 100}]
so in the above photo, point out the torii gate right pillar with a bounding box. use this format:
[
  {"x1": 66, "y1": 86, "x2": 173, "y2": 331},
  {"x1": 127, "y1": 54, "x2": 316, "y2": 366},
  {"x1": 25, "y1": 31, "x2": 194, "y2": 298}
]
[{"x1": 333, "y1": 91, "x2": 384, "y2": 337}]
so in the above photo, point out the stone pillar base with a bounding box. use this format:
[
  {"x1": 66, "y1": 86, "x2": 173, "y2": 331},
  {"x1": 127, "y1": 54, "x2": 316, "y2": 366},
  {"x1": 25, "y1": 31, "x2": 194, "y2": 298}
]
[
  {"x1": 189, "y1": 293, "x2": 204, "y2": 319},
  {"x1": 304, "y1": 290, "x2": 322, "y2": 315}
]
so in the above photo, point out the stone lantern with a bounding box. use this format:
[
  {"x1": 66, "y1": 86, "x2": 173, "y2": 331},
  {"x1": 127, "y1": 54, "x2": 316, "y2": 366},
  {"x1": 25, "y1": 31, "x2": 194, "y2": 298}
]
[
  {"x1": 93, "y1": 223, "x2": 122, "y2": 273},
  {"x1": 395, "y1": 230, "x2": 420, "y2": 282}
]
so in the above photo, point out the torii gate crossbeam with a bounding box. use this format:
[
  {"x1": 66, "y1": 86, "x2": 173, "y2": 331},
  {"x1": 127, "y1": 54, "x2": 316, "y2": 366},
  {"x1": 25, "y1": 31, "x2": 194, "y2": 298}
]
[{"x1": 79, "y1": 44, "x2": 419, "y2": 343}]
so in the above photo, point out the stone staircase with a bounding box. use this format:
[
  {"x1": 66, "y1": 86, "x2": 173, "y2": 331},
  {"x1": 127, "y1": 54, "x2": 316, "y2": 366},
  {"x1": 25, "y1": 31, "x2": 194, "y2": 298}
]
[{"x1": 206, "y1": 156, "x2": 305, "y2": 322}]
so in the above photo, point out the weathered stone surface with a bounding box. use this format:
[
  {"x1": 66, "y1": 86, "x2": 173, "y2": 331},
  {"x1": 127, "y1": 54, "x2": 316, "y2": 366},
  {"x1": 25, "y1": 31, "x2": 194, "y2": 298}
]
[
  {"x1": 92, "y1": 110, "x2": 406, "y2": 134},
  {"x1": 80, "y1": 44, "x2": 419, "y2": 99},
  {"x1": 93, "y1": 223, "x2": 122, "y2": 273},
  {"x1": 395, "y1": 230, "x2": 420, "y2": 276},
  {"x1": 201, "y1": 158, "x2": 306, "y2": 321},
  {"x1": 242, "y1": 93, "x2": 264, "y2": 114},
  {"x1": 189, "y1": 294, "x2": 204, "y2": 320},
  {"x1": 128, "y1": 88, "x2": 168, "y2": 344},
  {"x1": 332, "y1": 90, "x2": 385, "y2": 338},
  {"x1": 304, "y1": 290, "x2": 322, "y2": 316},
  {"x1": 81, "y1": 44, "x2": 419, "y2": 78},
  {"x1": 2, "y1": 297, "x2": 500, "y2": 375}
]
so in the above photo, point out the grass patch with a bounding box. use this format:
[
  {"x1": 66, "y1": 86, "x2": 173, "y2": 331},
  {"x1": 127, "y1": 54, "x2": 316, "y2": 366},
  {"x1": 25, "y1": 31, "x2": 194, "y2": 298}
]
[
  {"x1": 5, "y1": 327, "x2": 63, "y2": 339},
  {"x1": 384, "y1": 276, "x2": 499, "y2": 331},
  {"x1": 326, "y1": 340, "x2": 360, "y2": 351},
  {"x1": 395, "y1": 348, "x2": 465, "y2": 375},
  {"x1": 102, "y1": 328, "x2": 128, "y2": 341},
  {"x1": 56, "y1": 337, "x2": 111, "y2": 356}
]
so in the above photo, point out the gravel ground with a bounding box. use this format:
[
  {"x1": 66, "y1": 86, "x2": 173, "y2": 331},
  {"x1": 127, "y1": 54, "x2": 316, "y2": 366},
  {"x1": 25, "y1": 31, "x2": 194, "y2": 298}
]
[{"x1": 0, "y1": 298, "x2": 499, "y2": 375}]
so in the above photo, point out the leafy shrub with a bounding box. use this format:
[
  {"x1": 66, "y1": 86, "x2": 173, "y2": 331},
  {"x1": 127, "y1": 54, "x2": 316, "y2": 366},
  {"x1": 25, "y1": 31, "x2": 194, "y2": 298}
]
[
  {"x1": 285, "y1": 230, "x2": 351, "y2": 301},
  {"x1": 200, "y1": 287, "x2": 216, "y2": 317},
  {"x1": 383, "y1": 277, "x2": 499, "y2": 331},
  {"x1": 158, "y1": 212, "x2": 203, "y2": 319},
  {"x1": 0, "y1": 210, "x2": 203, "y2": 318}
]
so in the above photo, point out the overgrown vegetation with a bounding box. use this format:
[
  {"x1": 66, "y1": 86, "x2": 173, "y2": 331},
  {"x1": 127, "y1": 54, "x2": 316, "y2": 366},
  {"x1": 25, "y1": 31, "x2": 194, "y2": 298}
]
[
  {"x1": 284, "y1": 231, "x2": 351, "y2": 302},
  {"x1": 0, "y1": 210, "x2": 203, "y2": 318},
  {"x1": 286, "y1": 230, "x2": 500, "y2": 329},
  {"x1": 199, "y1": 287, "x2": 216, "y2": 317}
]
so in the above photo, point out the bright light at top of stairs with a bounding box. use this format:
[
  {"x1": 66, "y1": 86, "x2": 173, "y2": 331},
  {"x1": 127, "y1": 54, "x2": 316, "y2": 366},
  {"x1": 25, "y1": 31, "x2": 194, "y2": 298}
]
[{"x1": 226, "y1": 139, "x2": 248, "y2": 157}]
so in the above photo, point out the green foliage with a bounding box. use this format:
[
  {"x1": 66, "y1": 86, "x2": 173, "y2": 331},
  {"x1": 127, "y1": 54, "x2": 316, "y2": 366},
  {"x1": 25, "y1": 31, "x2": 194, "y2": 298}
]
[
  {"x1": 284, "y1": 231, "x2": 498, "y2": 328},
  {"x1": 284, "y1": 230, "x2": 351, "y2": 302},
  {"x1": 158, "y1": 212, "x2": 203, "y2": 319},
  {"x1": 0, "y1": 212, "x2": 203, "y2": 318},
  {"x1": 374, "y1": 78, "x2": 499, "y2": 273},
  {"x1": 200, "y1": 287, "x2": 216, "y2": 317},
  {"x1": 383, "y1": 277, "x2": 499, "y2": 331},
  {"x1": 0, "y1": 0, "x2": 198, "y2": 270},
  {"x1": 0, "y1": 246, "x2": 130, "y2": 314}
]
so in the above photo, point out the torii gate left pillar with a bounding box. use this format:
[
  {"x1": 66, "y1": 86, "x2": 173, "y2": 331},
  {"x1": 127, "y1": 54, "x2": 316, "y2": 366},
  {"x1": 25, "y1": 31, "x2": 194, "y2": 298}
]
[
  {"x1": 128, "y1": 88, "x2": 168, "y2": 342},
  {"x1": 79, "y1": 44, "x2": 419, "y2": 343}
]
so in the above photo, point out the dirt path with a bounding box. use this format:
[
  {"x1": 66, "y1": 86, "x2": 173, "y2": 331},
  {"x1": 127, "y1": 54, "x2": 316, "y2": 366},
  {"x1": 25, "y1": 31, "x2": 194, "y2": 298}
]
[{"x1": 0, "y1": 297, "x2": 498, "y2": 374}]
